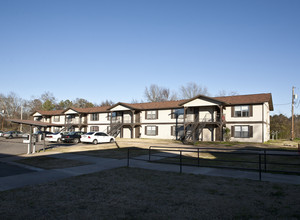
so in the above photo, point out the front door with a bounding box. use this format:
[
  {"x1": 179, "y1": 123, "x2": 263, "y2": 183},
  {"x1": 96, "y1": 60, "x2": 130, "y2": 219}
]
[
  {"x1": 135, "y1": 112, "x2": 140, "y2": 123},
  {"x1": 135, "y1": 126, "x2": 141, "y2": 138}
]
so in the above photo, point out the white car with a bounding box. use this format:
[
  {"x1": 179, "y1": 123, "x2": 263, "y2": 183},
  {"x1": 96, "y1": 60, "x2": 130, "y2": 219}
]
[
  {"x1": 45, "y1": 132, "x2": 64, "y2": 143},
  {"x1": 80, "y1": 132, "x2": 115, "y2": 145}
]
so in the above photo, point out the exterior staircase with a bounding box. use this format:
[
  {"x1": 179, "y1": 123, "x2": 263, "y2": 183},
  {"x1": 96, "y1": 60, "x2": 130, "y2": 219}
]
[
  {"x1": 181, "y1": 114, "x2": 209, "y2": 144},
  {"x1": 108, "y1": 122, "x2": 123, "y2": 137}
]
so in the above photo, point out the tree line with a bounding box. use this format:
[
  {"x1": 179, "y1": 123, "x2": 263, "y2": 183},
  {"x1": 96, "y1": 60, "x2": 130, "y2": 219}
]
[{"x1": 270, "y1": 114, "x2": 300, "y2": 140}]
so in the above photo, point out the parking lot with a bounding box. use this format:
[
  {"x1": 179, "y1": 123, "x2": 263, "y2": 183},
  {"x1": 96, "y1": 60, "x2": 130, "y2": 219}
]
[{"x1": 0, "y1": 138, "x2": 30, "y2": 157}]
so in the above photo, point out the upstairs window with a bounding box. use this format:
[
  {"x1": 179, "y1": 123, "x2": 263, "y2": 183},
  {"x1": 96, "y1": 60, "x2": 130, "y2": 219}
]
[
  {"x1": 90, "y1": 113, "x2": 99, "y2": 121},
  {"x1": 54, "y1": 116, "x2": 60, "y2": 122},
  {"x1": 171, "y1": 108, "x2": 184, "y2": 119},
  {"x1": 146, "y1": 110, "x2": 158, "y2": 120},
  {"x1": 90, "y1": 126, "x2": 99, "y2": 132},
  {"x1": 35, "y1": 116, "x2": 42, "y2": 121},
  {"x1": 234, "y1": 106, "x2": 250, "y2": 117}
]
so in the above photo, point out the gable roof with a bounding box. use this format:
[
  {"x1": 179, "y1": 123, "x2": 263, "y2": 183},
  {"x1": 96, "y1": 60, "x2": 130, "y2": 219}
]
[
  {"x1": 108, "y1": 102, "x2": 140, "y2": 111},
  {"x1": 62, "y1": 106, "x2": 110, "y2": 114},
  {"x1": 108, "y1": 100, "x2": 185, "y2": 111},
  {"x1": 179, "y1": 95, "x2": 227, "y2": 106},
  {"x1": 214, "y1": 93, "x2": 273, "y2": 110},
  {"x1": 31, "y1": 110, "x2": 64, "y2": 116}
]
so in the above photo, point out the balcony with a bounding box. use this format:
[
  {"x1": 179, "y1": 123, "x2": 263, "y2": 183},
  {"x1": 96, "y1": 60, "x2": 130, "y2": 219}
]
[
  {"x1": 185, "y1": 114, "x2": 225, "y2": 123},
  {"x1": 111, "y1": 117, "x2": 140, "y2": 124},
  {"x1": 66, "y1": 118, "x2": 87, "y2": 125}
]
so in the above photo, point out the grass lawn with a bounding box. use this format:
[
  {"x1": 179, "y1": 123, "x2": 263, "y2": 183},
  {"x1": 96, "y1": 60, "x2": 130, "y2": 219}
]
[
  {"x1": 157, "y1": 149, "x2": 300, "y2": 174},
  {"x1": 16, "y1": 156, "x2": 92, "y2": 169},
  {"x1": 0, "y1": 167, "x2": 299, "y2": 219}
]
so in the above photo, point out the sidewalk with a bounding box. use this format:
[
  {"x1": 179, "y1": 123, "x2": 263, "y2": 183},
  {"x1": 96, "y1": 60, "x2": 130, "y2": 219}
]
[{"x1": 1, "y1": 151, "x2": 300, "y2": 192}]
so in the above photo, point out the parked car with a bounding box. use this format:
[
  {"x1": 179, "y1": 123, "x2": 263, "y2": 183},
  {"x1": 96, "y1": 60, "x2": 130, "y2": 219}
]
[
  {"x1": 61, "y1": 131, "x2": 85, "y2": 144},
  {"x1": 0, "y1": 131, "x2": 4, "y2": 137},
  {"x1": 33, "y1": 131, "x2": 53, "y2": 141},
  {"x1": 45, "y1": 132, "x2": 66, "y2": 143},
  {"x1": 80, "y1": 132, "x2": 115, "y2": 145},
  {"x1": 3, "y1": 131, "x2": 23, "y2": 139},
  {"x1": 34, "y1": 131, "x2": 53, "y2": 136}
]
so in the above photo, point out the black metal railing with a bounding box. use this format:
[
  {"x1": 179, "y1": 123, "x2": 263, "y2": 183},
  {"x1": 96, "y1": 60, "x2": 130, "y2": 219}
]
[{"x1": 127, "y1": 146, "x2": 300, "y2": 181}]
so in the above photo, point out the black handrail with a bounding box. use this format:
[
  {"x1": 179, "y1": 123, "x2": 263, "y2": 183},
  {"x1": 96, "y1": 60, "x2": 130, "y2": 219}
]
[{"x1": 127, "y1": 146, "x2": 300, "y2": 181}]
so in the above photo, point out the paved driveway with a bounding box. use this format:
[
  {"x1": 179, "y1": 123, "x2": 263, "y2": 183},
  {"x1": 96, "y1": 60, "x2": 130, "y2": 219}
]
[
  {"x1": 0, "y1": 138, "x2": 28, "y2": 157},
  {"x1": 0, "y1": 138, "x2": 43, "y2": 177}
]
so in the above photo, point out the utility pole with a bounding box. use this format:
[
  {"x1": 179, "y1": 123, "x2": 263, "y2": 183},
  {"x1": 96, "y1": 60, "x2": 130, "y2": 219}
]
[
  {"x1": 1, "y1": 109, "x2": 5, "y2": 131},
  {"x1": 291, "y1": 86, "x2": 295, "y2": 140},
  {"x1": 20, "y1": 106, "x2": 23, "y2": 132}
]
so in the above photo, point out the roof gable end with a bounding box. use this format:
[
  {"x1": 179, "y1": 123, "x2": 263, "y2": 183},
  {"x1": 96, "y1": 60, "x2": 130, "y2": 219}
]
[{"x1": 180, "y1": 95, "x2": 226, "y2": 107}]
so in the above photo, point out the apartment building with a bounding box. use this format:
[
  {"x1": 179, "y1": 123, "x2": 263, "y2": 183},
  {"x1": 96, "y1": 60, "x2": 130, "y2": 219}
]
[{"x1": 32, "y1": 93, "x2": 273, "y2": 143}]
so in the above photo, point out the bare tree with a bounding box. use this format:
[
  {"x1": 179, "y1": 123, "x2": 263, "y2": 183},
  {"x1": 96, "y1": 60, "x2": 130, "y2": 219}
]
[
  {"x1": 144, "y1": 84, "x2": 177, "y2": 102},
  {"x1": 0, "y1": 92, "x2": 25, "y2": 130},
  {"x1": 216, "y1": 90, "x2": 239, "y2": 97},
  {"x1": 57, "y1": 100, "x2": 73, "y2": 110},
  {"x1": 28, "y1": 98, "x2": 43, "y2": 112},
  {"x1": 0, "y1": 92, "x2": 23, "y2": 118},
  {"x1": 131, "y1": 98, "x2": 144, "y2": 104},
  {"x1": 179, "y1": 82, "x2": 209, "y2": 99},
  {"x1": 73, "y1": 98, "x2": 94, "y2": 108},
  {"x1": 100, "y1": 100, "x2": 114, "y2": 107}
]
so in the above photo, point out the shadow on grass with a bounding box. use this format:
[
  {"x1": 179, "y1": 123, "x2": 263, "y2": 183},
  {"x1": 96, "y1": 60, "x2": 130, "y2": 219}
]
[{"x1": 17, "y1": 156, "x2": 92, "y2": 169}]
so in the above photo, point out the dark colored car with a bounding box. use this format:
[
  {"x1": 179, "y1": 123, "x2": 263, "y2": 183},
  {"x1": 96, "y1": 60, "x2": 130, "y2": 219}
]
[
  {"x1": 3, "y1": 131, "x2": 23, "y2": 139},
  {"x1": 61, "y1": 131, "x2": 85, "y2": 144}
]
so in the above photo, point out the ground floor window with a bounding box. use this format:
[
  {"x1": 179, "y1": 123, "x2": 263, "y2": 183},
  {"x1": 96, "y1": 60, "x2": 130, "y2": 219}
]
[
  {"x1": 90, "y1": 126, "x2": 99, "y2": 132},
  {"x1": 233, "y1": 125, "x2": 253, "y2": 138},
  {"x1": 145, "y1": 126, "x2": 158, "y2": 136},
  {"x1": 54, "y1": 127, "x2": 61, "y2": 133},
  {"x1": 171, "y1": 125, "x2": 184, "y2": 136}
]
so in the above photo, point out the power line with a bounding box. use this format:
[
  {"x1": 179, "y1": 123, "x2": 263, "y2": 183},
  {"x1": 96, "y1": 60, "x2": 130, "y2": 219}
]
[{"x1": 274, "y1": 102, "x2": 291, "y2": 106}]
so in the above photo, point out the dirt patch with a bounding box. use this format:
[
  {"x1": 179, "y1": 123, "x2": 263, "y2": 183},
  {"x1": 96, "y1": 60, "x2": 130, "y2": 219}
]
[
  {"x1": 0, "y1": 167, "x2": 299, "y2": 219},
  {"x1": 16, "y1": 156, "x2": 92, "y2": 169}
]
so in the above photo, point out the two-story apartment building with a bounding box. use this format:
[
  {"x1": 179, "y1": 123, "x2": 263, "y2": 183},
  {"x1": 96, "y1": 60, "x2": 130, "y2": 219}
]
[{"x1": 32, "y1": 93, "x2": 273, "y2": 143}]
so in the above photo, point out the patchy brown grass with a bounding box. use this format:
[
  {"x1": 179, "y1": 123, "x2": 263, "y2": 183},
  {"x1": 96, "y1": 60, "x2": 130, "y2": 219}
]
[
  {"x1": 16, "y1": 156, "x2": 92, "y2": 169},
  {"x1": 74, "y1": 147, "x2": 158, "y2": 159},
  {"x1": 0, "y1": 167, "x2": 300, "y2": 219}
]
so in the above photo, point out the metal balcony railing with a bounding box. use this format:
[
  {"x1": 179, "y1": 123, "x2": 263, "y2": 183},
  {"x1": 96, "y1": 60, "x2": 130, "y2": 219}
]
[
  {"x1": 66, "y1": 118, "x2": 87, "y2": 124},
  {"x1": 184, "y1": 114, "x2": 225, "y2": 123}
]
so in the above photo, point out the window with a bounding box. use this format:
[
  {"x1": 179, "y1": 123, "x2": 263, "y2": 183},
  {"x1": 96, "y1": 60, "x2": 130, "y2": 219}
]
[
  {"x1": 95, "y1": 132, "x2": 107, "y2": 136},
  {"x1": 171, "y1": 125, "x2": 184, "y2": 136},
  {"x1": 146, "y1": 110, "x2": 158, "y2": 120},
  {"x1": 171, "y1": 108, "x2": 184, "y2": 119},
  {"x1": 90, "y1": 113, "x2": 99, "y2": 121},
  {"x1": 90, "y1": 126, "x2": 99, "y2": 132},
  {"x1": 234, "y1": 106, "x2": 250, "y2": 117},
  {"x1": 233, "y1": 126, "x2": 252, "y2": 138},
  {"x1": 36, "y1": 116, "x2": 42, "y2": 121},
  {"x1": 54, "y1": 116, "x2": 60, "y2": 122},
  {"x1": 145, "y1": 126, "x2": 158, "y2": 136}
]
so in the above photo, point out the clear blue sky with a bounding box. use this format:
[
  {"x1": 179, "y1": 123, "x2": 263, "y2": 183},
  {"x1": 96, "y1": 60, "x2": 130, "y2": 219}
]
[{"x1": 0, "y1": 0, "x2": 299, "y2": 116}]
